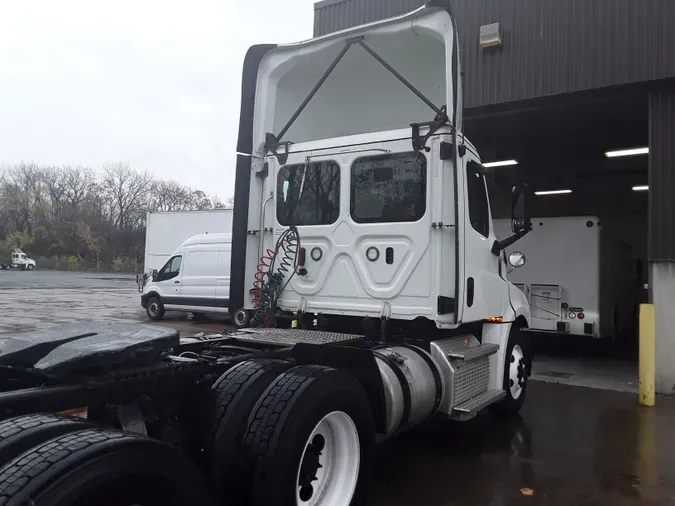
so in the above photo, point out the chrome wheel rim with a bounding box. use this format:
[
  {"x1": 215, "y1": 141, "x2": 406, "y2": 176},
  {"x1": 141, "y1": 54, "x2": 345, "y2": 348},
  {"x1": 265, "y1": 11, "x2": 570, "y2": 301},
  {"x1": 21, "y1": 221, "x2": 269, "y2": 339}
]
[
  {"x1": 509, "y1": 344, "x2": 526, "y2": 399},
  {"x1": 296, "y1": 411, "x2": 360, "y2": 506},
  {"x1": 234, "y1": 310, "x2": 247, "y2": 326}
]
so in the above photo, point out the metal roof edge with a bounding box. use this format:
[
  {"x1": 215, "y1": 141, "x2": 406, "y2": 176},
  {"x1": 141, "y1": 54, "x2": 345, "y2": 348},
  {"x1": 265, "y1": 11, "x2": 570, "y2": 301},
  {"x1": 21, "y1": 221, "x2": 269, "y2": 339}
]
[{"x1": 314, "y1": 0, "x2": 349, "y2": 10}]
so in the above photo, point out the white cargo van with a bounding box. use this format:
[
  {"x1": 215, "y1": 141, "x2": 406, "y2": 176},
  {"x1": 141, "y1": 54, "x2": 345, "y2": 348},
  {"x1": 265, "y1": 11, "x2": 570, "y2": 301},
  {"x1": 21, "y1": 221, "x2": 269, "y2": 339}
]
[{"x1": 140, "y1": 233, "x2": 246, "y2": 324}]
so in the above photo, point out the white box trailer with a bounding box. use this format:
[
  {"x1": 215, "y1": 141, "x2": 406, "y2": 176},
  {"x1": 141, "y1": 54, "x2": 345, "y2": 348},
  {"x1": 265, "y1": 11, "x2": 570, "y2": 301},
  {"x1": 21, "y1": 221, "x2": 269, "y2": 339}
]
[
  {"x1": 144, "y1": 210, "x2": 233, "y2": 272},
  {"x1": 494, "y1": 216, "x2": 641, "y2": 340}
]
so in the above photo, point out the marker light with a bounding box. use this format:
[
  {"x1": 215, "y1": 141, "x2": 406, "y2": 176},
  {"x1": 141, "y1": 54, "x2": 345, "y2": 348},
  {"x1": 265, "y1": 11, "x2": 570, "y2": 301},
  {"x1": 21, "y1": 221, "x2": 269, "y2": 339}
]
[
  {"x1": 632, "y1": 185, "x2": 649, "y2": 192},
  {"x1": 578, "y1": 313, "x2": 585, "y2": 320},
  {"x1": 605, "y1": 147, "x2": 649, "y2": 158},
  {"x1": 483, "y1": 160, "x2": 518, "y2": 168},
  {"x1": 535, "y1": 189, "x2": 572, "y2": 196}
]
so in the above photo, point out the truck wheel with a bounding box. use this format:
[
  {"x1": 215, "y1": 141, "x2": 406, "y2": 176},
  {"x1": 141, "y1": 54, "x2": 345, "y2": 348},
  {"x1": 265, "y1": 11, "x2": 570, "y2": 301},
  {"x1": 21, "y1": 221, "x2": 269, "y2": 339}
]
[
  {"x1": 2, "y1": 264, "x2": 9, "y2": 270},
  {"x1": 26, "y1": 264, "x2": 34, "y2": 271},
  {"x1": 232, "y1": 308, "x2": 251, "y2": 329},
  {"x1": 206, "y1": 359, "x2": 292, "y2": 504},
  {"x1": 146, "y1": 296, "x2": 165, "y2": 321},
  {"x1": 0, "y1": 414, "x2": 91, "y2": 468},
  {"x1": 244, "y1": 365, "x2": 375, "y2": 506},
  {"x1": 0, "y1": 428, "x2": 213, "y2": 506},
  {"x1": 490, "y1": 326, "x2": 530, "y2": 417}
]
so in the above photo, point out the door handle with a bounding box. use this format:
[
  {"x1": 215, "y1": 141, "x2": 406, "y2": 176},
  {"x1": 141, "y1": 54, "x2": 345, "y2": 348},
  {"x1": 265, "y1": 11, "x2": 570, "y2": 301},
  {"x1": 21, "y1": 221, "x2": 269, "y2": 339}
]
[{"x1": 174, "y1": 280, "x2": 180, "y2": 284}]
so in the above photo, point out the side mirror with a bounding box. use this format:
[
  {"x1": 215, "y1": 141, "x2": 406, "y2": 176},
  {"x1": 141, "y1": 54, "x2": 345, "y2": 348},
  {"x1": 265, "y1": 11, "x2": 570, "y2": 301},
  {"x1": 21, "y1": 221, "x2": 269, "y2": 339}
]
[
  {"x1": 511, "y1": 183, "x2": 532, "y2": 233},
  {"x1": 152, "y1": 269, "x2": 158, "y2": 281},
  {"x1": 508, "y1": 251, "x2": 526, "y2": 268},
  {"x1": 491, "y1": 184, "x2": 533, "y2": 256}
]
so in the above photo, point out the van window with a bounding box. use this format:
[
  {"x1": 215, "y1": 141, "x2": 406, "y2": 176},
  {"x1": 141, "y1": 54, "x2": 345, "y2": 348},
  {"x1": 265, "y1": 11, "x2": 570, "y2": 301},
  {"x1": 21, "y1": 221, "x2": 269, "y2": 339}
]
[
  {"x1": 183, "y1": 251, "x2": 219, "y2": 277},
  {"x1": 159, "y1": 255, "x2": 182, "y2": 281},
  {"x1": 277, "y1": 161, "x2": 340, "y2": 226},
  {"x1": 350, "y1": 152, "x2": 427, "y2": 223}
]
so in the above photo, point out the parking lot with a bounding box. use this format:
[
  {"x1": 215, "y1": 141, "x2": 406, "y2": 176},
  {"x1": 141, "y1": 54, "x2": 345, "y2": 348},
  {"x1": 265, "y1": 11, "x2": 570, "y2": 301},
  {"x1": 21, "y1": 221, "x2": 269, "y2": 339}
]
[
  {"x1": 0, "y1": 270, "x2": 226, "y2": 336},
  {"x1": 1, "y1": 270, "x2": 672, "y2": 505}
]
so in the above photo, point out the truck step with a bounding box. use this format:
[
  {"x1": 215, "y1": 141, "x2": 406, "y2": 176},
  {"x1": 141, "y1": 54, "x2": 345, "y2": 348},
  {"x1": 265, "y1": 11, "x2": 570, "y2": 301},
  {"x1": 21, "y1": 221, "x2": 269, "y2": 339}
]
[
  {"x1": 453, "y1": 389, "x2": 506, "y2": 416},
  {"x1": 446, "y1": 342, "x2": 500, "y2": 361},
  {"x1": 234, "y1": 328, "x2": 363, "y2": 347}
]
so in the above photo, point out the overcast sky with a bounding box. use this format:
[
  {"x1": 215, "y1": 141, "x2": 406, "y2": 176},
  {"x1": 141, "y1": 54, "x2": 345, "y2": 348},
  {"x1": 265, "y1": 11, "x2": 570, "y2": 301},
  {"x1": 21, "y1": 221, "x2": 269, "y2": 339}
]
[{"x1": 0, "y1": 0, "x2": 315, "y2": 199}]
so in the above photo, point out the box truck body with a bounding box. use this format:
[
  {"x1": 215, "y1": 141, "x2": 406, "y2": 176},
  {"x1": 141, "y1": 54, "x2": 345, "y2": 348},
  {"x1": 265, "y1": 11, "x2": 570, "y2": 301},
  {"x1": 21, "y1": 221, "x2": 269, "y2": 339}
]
[
  {"x1": 144, "y1": 210, "x2": 233, "y2": 272},
  {"x1": 494, "y1": 216, "x2": 640, "y2": 339}
]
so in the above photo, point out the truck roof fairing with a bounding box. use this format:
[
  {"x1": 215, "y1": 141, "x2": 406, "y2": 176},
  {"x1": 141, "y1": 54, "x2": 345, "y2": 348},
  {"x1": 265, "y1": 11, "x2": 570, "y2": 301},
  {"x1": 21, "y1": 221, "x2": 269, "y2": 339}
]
[{"x1": 236, "y1": 0, "x2": 461, "y2": 157}]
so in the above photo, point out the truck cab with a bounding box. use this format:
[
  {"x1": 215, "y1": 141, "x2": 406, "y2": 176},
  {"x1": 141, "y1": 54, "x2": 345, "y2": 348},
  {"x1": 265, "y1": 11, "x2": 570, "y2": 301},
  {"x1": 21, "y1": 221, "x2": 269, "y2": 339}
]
[
  {"x1": 231, "y1": 2, "x2": 532, "y2": 334},
  {"x1": 3, "y1": 249, "x2": 36, "y2": 271}
]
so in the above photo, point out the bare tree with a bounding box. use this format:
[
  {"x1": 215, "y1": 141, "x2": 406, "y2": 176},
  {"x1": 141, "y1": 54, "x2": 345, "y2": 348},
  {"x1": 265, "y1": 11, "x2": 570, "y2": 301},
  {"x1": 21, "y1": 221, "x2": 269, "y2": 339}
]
[{"x1": 0, "y1": 161, "x2": 232, "y2": 268}]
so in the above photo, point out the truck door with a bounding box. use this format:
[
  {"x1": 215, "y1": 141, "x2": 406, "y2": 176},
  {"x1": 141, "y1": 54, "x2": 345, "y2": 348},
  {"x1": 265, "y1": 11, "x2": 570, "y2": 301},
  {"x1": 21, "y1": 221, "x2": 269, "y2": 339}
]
[{"x1": 460, "y1": 157, "x2": 506, "y2": 323}]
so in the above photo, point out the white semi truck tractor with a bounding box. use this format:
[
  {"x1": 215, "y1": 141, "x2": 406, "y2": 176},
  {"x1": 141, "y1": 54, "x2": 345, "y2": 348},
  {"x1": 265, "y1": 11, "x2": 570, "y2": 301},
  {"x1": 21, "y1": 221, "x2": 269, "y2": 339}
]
[
  {"x1": 1, "y1": 248, "x2": 36, "y2": 271},
  {"x1": 0, "y1": 3, "x2": 534, "y2": 506}
]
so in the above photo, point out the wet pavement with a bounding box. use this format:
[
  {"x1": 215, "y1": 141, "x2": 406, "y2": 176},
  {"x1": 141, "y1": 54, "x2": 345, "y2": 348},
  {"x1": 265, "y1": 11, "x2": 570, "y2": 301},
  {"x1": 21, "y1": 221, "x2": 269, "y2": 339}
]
[
  {"x1": 0, "y1": 270, "x2": 228, "y2": 336},
  {"x1": 370, "y1": 382, "x2": 675, "y2": 505},
  {"x1": 2, "y1": 270, "x2": 674, "y2": 505}
]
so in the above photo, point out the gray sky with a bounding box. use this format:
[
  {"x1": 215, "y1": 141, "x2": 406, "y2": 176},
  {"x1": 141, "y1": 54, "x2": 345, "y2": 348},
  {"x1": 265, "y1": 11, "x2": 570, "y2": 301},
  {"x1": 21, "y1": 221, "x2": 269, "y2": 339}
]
[{"x1": 0, "y1": 0, "x2": 315, "y2": 199}]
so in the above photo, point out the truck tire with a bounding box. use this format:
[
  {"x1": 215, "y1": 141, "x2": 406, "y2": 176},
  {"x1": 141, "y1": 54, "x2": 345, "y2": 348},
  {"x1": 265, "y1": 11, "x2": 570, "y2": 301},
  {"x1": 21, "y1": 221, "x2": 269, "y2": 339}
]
[
  {"x1": 490, "y1": 326, "x2": 530, "y2": 417},
  {"x1": 146, "y1": 295, "x2": 165, "y2": 321},
  {"x1": 0, "y1": 414, "x2": 91, "y2": 468},
  {"x1": 232, "y1": 308, "x2": 251, "y2": 329},
  {"x1": 0, "y1": 428, "x2": 213, "y2": 506},
  {"x1": 207, "y1": 359, "x2": 292, "y2": 504},
  {"x1": 244, "y1": 365, "x2": 375, "y2": 506},
  {"x1": 1, "y1": 264, "x2": 9, "y2": 271},
  {"x1": 26, "y1": 264, "x2": 34, "y2": 271}
]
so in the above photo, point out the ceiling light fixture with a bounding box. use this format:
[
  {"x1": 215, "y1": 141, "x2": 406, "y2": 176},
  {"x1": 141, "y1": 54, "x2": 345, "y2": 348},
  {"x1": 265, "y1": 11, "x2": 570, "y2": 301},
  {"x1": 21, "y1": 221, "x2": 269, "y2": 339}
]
[
  {"x1": 482, "y1": 159, "x2": 518, "y2": 168},
  {"x1": 632, "y1": 185, "x2": 649, "y2": 192},
  {"x1": 605, "y1": 147, "x2": 649, "y2": 158},
  {"x1": 535, "y1": 189, "x2": 572, "y2": 196}
]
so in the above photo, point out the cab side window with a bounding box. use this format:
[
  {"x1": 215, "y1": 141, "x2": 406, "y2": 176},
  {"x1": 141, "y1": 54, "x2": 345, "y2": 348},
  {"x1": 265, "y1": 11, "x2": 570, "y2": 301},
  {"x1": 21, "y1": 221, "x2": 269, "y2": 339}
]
[
  {"x1": 466, "y1": 161, "x2": 490, "y2": 238},
  {"x1": 159, "y1": 255, "x2": 182, "y2": 281}
]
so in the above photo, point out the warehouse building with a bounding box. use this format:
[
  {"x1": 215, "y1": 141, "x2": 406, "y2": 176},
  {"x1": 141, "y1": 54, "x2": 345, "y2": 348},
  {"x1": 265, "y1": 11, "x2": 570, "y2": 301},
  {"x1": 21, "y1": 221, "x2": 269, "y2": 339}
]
[{"x1": 313, "y1": 0, "x2": 675, "y2": 394}]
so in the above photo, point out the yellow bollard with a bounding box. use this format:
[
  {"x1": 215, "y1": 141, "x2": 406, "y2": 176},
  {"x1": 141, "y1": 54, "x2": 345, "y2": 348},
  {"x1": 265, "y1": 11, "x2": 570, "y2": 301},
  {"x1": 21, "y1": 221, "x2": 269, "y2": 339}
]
[{"x1": 639, "y1": 304, "x2": 655, "y2": 406}]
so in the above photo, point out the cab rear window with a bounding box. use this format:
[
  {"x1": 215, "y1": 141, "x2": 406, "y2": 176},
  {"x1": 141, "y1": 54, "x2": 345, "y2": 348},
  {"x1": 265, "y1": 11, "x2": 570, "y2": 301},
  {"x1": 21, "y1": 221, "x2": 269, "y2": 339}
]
[
  {"x1": 350, "y1": 152, "x2": 427, "y2": 223},
  {"x1": 277, "y1": 161, "x2": 340, "y2": 226}
]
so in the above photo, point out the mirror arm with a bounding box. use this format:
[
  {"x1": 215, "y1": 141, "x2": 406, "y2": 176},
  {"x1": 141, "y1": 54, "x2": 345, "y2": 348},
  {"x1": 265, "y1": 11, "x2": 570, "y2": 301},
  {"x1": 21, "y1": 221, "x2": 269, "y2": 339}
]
[{"x1": 491, "y1": 227, "x2": 532, "y2": 256}]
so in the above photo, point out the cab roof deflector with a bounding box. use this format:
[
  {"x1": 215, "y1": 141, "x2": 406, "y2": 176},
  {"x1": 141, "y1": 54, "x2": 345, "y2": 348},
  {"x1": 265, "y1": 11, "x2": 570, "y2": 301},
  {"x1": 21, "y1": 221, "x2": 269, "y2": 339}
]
[{"x1": 264, "y1": 36, "x2": 449, "y2": 164}]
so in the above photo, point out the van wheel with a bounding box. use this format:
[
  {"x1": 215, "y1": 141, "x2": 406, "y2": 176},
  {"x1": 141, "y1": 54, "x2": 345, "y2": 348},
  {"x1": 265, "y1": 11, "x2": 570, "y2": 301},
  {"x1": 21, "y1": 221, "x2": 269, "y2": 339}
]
[
  {"x1": 232, "y1": 308, "x2": 251, "y2": 329},
  {"x1": 490, "y1": 326, "x2": 529, "y2": 417},
  {"x1": 146, "y1": 296, "x2": 165, "y2": 321},
  {"x1": 0, "y1": 429, "x2": 213, "y2": 506}
]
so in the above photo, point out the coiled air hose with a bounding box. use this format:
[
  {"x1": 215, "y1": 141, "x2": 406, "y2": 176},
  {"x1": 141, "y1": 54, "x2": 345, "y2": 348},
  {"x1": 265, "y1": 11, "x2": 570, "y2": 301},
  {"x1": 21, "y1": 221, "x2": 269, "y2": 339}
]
[{"x1": 250, "y1": 226, "x2": 300, "y2": 327}]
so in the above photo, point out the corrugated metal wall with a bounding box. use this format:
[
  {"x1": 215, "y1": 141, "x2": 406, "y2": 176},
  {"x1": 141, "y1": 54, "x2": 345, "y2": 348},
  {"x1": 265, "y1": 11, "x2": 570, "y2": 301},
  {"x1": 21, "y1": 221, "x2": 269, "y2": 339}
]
[
  {"x1": 649, "y1": 88, "x2": 675, "y2": 262},
  {"x1": 314, "y1": 0, "x2": 675, "y2": 110}
]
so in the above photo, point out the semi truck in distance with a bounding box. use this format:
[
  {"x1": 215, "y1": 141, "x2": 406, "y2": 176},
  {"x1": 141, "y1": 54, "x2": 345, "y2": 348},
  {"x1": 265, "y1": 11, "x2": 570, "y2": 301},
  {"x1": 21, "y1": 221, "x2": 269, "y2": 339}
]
[
  {"x1": 1, "y1": 248, "x2": 37, "y2": 271},
  {"x1": 494, "y1": 216, "x2": 642, "y2": 343},
  {"x1": 0, "y1": 3, "x2": 537, "y2": 505}
]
